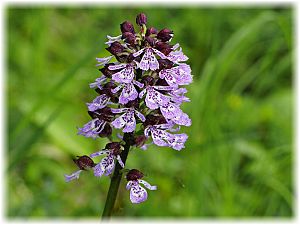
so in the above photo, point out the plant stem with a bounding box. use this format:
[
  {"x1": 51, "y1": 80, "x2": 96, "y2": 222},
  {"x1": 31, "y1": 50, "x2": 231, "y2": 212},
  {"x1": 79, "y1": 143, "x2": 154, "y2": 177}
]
[{"x1": 101, "y1": 133, "x2": 132, "y2": 220}]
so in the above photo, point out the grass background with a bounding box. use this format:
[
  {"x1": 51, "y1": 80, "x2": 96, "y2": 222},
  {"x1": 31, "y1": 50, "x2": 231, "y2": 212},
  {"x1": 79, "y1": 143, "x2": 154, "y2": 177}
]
[{"x1": 6, "y1": 5, "x2": 293, "y2": 218}]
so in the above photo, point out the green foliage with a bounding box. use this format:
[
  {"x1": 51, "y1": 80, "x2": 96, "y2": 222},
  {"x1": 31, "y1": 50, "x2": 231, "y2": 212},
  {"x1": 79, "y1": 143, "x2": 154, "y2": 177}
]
[{"x1": 7, "y1": 6, "x2": 293, "y2": 218}]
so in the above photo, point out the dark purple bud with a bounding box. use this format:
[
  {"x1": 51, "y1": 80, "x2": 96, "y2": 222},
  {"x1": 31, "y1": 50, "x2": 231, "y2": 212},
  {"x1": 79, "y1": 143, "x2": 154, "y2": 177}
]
[
  {"x1": 144, "y1": 114, "x2": 167, "y2": 127},
  {"x1": 99, "y1": 63, "x2": 115, "y2": 78},
  {"x1": 158, "y1": 59, "x2": 174, "y2": 70},
  {"x1": 106, "y1": 41, "x2": 124, "y2": 55},
  {"x1": 106, "y1": 142, "x2": 121, "y2": 156},
  {"x1": 98, "y1": 123, "x2": 112, "y2": 137},
  {"x1": 126, "y1": 169, "x2": 144, "y2": 181},
  {"x1": 155, "y1": 78, "x2": 169, "y2": 87},
  {"x1": 146, "y1": 27, "x2": 158, "y2": 36},
  {"x1": 157, "y1": 28, "x2": 174, "y2": 42},
  {"x1": 155, "y1": 41, "x2": 173, "y2": 56},
  {"x1": 122, "y1": 32, "x2": 136, "y2": 46},
  {"x1": 136, "y1": 13, "x2": 147, "y2": 26},
  {"x1": 141, "y1": 75, "x2": 155, "y2": 86},
  {"x1": 88, "y1": 107, "x2": 114, "y2": 122},
  {"x1": 96, "y1": 82, "x2": 116, "y2": 98},
  {"x1": 120, "y1": 21, "x2": 135, "y2": 34},
  {"x1": 127, "y1": 53, "x2": 136, "y2": 63},
  {"x1": 134, "y1": 135, "x2": 147, "y2": 148},
  {"x1": 125, "y1": 98, "x2": 140, "y2": 109},
  {"x1": 145, "y1": 36, "x2": 156, "y2": 47},
  {"x1": 73, "y1": 155, "x2": 96, "y2": 170}
]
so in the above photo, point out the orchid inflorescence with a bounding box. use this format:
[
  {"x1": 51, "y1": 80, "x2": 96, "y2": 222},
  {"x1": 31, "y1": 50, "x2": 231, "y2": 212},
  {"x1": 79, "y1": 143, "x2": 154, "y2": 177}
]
[{"x1": 65, "y1": 13, "x2": 192, "y2": 204}]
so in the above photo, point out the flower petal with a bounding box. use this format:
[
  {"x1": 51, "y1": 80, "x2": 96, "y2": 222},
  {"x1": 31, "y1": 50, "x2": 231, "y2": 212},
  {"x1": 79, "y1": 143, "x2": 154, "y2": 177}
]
[
  {"x1": 153, "y1": 48, "x2": 167, "y2": 59},
  {"x1": 108, "y1": 63, "x2": 127, "y2": 70},
  {"x1": 138, "y1": 179, "x2": 157, "y2": 190},
  {"x1": 100, "y1": 154, "x2": 115, "y2": 176},
  {"x1": 119, "y1": 83, "x2": 138, "y2": 104},
  {"x1": 93, "y1": 163, "x2": 105, "y2": 177},
  {"x1": 133, "y1": 48, "x2": 145, "y2": 57},
  {"x1": 126, "y1": 181, "x2": 134, "y2": 190},
  {"x1": 64, "y1": 170, "x2": 82, "y2": 182},
  {"x1": 90, "y1": 150, "x2": 110, "y2": 158},
  {"x1": 123, "y1": 110, "x2": 136, "y2": 133},
  {"x1": 111, "y1": 114, "x2": 126, "y2": 130},
  {"x1": 130, "y1": 183, "x2": 148, "y2": 204},
  {"x1": 112, "y1": 66, "x2": 134, "y2": 83},
  {"x1": 95, "y1": 56, "x2": 113, "y2": 66},
  {"x1": 167, "y1": 133, "x2": 188, "y2": 151},
  {"x1": 134, "y1": 110, "x2": 146, "y2": 122},
  {"x1": 145, "y1": 88, "x2": 170, "y2": 110},
  {"x1": 86, "y1": 94, "x2": 110, "y2": 111},
  {"x1": 148, "y1": 50, "x2": 159, "y2": 70},
  {"x1": 139, "y1": 48, "x2": 150, "y2": 71},
  {"x1": 89, "y1": 76, "x2": 107, "y2": 89},
  {"x1": 150, "y1": 127, "x2": 169, "y2": 147},
  {"x1": 77, "y1": 119, "x2": 106, "y2": 138}
]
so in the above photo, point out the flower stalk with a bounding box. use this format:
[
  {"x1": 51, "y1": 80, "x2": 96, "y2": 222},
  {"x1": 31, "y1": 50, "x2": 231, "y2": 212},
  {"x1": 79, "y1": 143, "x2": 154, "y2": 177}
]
[{"x1": 101, "y1": 133, "x2": 132, "y2": 219}]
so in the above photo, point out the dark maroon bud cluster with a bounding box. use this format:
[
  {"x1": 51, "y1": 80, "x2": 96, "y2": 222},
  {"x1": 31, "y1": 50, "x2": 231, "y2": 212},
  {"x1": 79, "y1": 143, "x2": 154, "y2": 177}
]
[
  {"x1": 126, "y1": 169, "x2": 144, "y2": 181},
  {"x1": 146, "y1": 27, "x2": 158, "y2": 36},
  {"x1": 106, "y1": 41, "x2": 124, "y2": 55},
  {"x1": 73, "y1": 155, "x2": 96, "y2": 170},
  {"x1": 136, "y1": 13, "x2": 147, "y2": 26},
  {"x1": 106, "y1": 142, "x2": 122, "y2": 155},
  {"x1": 144, "y1": 114, "x2": 167, "y2": 127},
  {"x1": 134, "y1": 135, "x2": 148, "y2": 148},
  {"x1": 157, "y1": 28, "x2": 174, "y2": 42},
  {"x1": 122, "y1": 32, "x2": 136, "y2": 46},
  {"x1": 98, "y1": 124, "x2": 112, "y2": 137},
  {"x1": 155, "y1": 41, "x2": 173, "y2": 55},
  {"x1": 120, "y1": 21, "x2": 135, "y2": 34}
]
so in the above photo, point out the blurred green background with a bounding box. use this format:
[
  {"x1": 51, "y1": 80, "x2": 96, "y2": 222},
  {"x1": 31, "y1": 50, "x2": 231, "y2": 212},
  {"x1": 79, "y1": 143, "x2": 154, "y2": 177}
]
[{"x1": 7, "y1": 6, "x2": 293, "y2": 218}]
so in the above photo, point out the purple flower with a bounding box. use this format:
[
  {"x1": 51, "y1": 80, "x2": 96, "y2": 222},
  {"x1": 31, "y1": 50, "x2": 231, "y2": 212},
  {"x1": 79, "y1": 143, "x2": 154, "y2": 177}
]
[
  {"x1": 133, "y1": 47, "x2": 166, "y2": 71},
  {"x1": 86, "y1": 94, "x2": 110, "y2": 111},
  {"x1": 64, "y1": 155, "x2": 96, "y2": 182},
  {"x1": 144, "y1": 123, "x2": 188, "y2": 150},
  {"x1": 108, "y1": 63, "x2": 136, "y2": 83},
  {"x1": 160, "y1": 102, "x2": 191, "y2": 126},
  {"x1": 167, "y1": 44, "x2": 188, "y2": 63},
  {"x1": 77, "y1": 118, "x2": 107, "y2": 139},
  {"x1": 159, "y1": 64, "x2": 193, "y2": 87},
  {"x1": 90, "y1": 142, "x2": 124, "y2": 177},
  {"x1": 157, "y1": 28, "x2": 174, "y2": 42},
  {"x1": 126, "y1": 169, "x2": 157, "y2": 204},
  {"x1": 111, "y1": 108, "x2": 145, "y2": 133},
  {"x1": 139, "y1": 85, "x2": 174, "y2": 110},
  {"x1": 112, "y1": 81, "x2": 144, "y2": 105}
]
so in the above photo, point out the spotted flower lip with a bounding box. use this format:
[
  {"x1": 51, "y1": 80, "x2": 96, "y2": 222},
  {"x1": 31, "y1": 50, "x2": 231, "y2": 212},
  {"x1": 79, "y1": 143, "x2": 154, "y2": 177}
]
[
  {"x1": 133, "y1": 47, "x2": 167, "y2": 71},
  {"x1": 159, "y1": 63, "x2": 193, "y2": 87},
  {"x1": 144, "y1": 123, "x2": 188, "y2": 151},
  {"x1": 90, "y1": 144, "x2": 124, "y2": 177},
  {"x1": 139, "y1": 85, "x2": 174, "y2": 110},
  {"x1": 108, "y1": 62, "x2": 136, "y2": 84},
  {"x1": 111, "y1": 108, "x2": 146, "y2": 133},
  {"x1": 126, "y1": 169, "x2": 157, "y2": 204}
]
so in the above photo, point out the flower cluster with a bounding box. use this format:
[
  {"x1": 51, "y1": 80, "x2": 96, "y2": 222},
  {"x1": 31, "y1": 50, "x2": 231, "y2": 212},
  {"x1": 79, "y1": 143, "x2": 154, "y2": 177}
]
[{"x1": 65, "y1": 13, "x2": 192, "y2": 204}]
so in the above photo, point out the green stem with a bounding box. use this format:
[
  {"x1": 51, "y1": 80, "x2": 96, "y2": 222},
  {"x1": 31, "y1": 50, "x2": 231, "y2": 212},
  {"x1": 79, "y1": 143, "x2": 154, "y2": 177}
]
[{"x1": 101, "y1": 133, "x2": 132, "y2": 220}]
